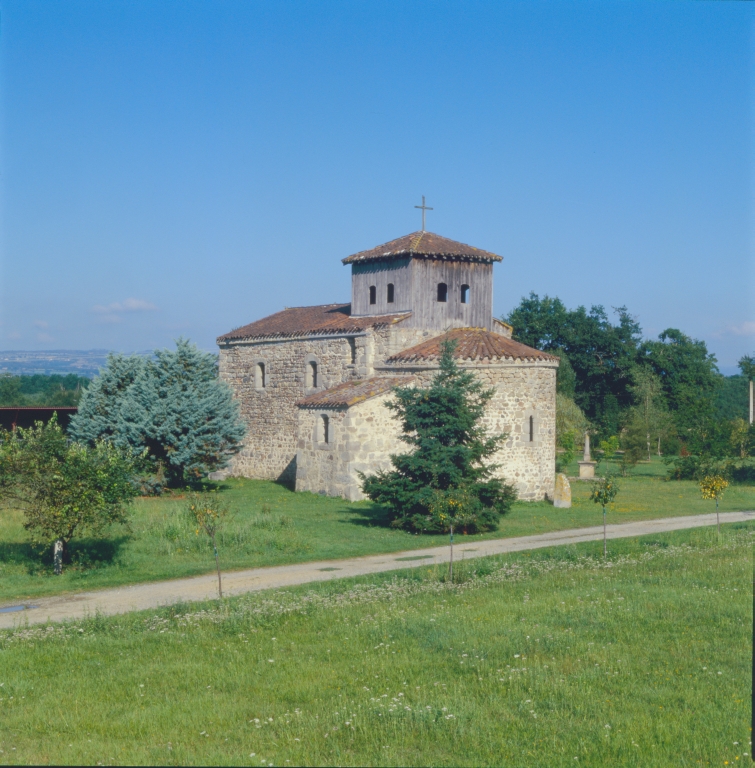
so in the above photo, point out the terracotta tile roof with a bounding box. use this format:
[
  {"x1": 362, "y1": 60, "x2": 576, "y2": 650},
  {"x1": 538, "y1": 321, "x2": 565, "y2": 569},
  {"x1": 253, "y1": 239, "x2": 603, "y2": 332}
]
[
  {"x1": 342, "y1": 231, "x2": 502, "y2": 264},
  {"x1": 385, "y1": 328, "x2": 558, "y2": 364},
  {"x1": 218, "y1": 304, "x2": 410, "y2": 343},
  {"x1": 297, "y1": 376, "x2": 414, "y2": 408}
]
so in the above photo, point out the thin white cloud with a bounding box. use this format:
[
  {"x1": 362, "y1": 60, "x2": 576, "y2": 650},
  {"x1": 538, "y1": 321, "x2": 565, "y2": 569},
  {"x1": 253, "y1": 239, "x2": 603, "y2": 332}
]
[
  {"x1": 92, "y1": 298, "x2": 157, "y2": 314},
  {"x1": 34, "y1": 320, "x2": 49, "y2": 329},
  {"x1": 6, "y1": 331, "x2": 21, "y2": 340},
  {"x1": 727, "y1": 321, "x2": 755, "y2": 337},
  {"x1": 36, "y1": 332, "x2": 54, "y2": 343}
]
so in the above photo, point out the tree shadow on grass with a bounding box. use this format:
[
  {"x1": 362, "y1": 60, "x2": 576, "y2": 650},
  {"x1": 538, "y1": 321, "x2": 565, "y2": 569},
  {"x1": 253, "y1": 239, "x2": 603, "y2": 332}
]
[
  {"x1": 341, "y1": 502, "x2": 396, "y2": 529},
  {"x1": 0, "y1": 535, "x2": 130, "y2": 575}
]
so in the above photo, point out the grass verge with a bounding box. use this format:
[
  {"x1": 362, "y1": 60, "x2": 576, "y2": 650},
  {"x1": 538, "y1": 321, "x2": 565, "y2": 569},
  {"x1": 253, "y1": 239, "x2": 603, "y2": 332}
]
[
  {"x1": 1, "y1": 456, "x2": 753, "y2": 601},
  {"x1": 0, "y1": 523, "x2": 752, "y2": 766}
]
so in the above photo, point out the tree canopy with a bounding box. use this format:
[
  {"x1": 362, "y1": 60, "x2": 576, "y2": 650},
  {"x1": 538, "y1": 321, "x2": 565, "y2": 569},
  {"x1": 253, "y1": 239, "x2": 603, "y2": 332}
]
[
  {"x1": 70, "y1": 339, "x2": 245, "y2": 486},
  {"x1": 505, "y1": 293, "x2": 726, "y2": 451},
  {"x1": 0, "y1": 373, "x2": 90, "y2": 407},
  {"x1": 506, "y1": 293, "x2": 641, "y2": 435},
  {"x1": 1, "y1": 415, "x2": 137, "y2": 572},
  {"x1": 360, "y1": 340, "x2": 517, "y2": 533}
]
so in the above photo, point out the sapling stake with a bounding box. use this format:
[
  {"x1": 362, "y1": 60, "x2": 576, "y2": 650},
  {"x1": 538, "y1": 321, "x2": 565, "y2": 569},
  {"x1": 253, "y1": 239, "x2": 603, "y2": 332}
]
[
  {"x1": 212, "y1": 531, "x2": 222, "y2": 598},
  {"x1": 188, "y1": 493, "x2": 228, "y2": 599},
  {"x1": 449, "y1": 523, "x2": 454, "y2": 583},
  {"x1": 699, "y1": 475, "x2": 728, "y2": 538},
  {"x1": 590, "y1": 475, "x2": 619, "y2": 559}
]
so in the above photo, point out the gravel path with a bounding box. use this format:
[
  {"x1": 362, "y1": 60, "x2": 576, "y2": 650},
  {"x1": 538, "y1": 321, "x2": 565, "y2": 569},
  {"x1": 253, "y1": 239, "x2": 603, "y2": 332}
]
[{"x1": 2, "y1": 511, "x2": 753, "y2": 629}]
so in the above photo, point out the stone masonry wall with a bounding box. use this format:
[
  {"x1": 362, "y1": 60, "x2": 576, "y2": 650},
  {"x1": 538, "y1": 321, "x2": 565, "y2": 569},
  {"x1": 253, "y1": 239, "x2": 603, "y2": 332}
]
[
  {"x1": 219, "y1": 335, "x2": 364, "y2": 484},
  {"x1": 218, "y1": 323, "x2": 434, "y2": 483},
  {"x1": 295, "y1": 359, "x2": 557, "y2": 502},
  {"x1": 295, "y1": 392, "x2": 408, "y2": 501},
  {"x1": 220, "y1": 325, "x2": 557, "y2": 501},
  {"x1": 382, "y1": 361, "x2": 557, "y2": 500}
]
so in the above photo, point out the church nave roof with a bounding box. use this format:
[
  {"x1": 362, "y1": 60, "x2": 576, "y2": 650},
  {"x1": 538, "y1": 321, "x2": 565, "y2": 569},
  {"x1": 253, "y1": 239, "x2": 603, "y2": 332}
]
[{"x1": 217, "y1": 304, "x2": 410, "y2": 343}]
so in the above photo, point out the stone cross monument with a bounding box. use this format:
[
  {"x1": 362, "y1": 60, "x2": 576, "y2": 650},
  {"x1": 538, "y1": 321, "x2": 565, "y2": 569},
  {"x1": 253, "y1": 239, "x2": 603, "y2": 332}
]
[{"x1": 578, "y1": 431, "x2": 597, "y2": 479}]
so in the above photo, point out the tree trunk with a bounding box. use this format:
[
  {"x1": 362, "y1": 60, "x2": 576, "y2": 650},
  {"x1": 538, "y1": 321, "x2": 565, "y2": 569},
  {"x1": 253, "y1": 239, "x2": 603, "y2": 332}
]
[
  {"x1": 657, "y1": 435, "x2": 661, "y2": 456},
  {"x1": 603, "y1": 507, "x2": 607, "y2": 558},
  {"x1": 716, "y1": 497, "x2": 720, "y2": 536},
  {"x1": 53, "y1": 539, "x2": 64, "y2": 575}
]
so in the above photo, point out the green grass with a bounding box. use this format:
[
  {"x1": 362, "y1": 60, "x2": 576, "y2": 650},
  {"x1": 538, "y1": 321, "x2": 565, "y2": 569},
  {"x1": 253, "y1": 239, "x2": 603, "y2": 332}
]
[
  {"x1": 0, "y1": 524, "x2": 751, "y2": 766},
  {"x1": 1, "y1": 457, "x2": 753, "y2": 601}
]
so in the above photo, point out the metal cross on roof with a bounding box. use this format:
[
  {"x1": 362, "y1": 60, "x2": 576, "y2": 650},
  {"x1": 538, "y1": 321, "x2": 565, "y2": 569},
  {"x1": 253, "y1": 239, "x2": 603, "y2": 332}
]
[{"x1": 414, "y1": 195, "x2": 433, "y2": 231}]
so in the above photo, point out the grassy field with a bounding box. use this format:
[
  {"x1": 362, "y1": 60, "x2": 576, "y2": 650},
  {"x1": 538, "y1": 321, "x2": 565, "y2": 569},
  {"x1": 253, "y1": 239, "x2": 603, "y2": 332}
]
[
  {"x1": 0, "y1": 523, "x2": 751, "y2": 766},
  {"x1": 1, "y1": 456, "x2": 753, "y2": 601}
]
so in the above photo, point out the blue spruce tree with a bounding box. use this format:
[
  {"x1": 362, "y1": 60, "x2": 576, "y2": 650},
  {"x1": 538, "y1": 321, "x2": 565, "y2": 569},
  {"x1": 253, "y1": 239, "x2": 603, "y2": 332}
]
[
  {"x1": 70, "y1": 354, "x2": 146, "y2": 446},
  {"x1": 71, "y1": 340, "x2": 245, "y2": 487}
]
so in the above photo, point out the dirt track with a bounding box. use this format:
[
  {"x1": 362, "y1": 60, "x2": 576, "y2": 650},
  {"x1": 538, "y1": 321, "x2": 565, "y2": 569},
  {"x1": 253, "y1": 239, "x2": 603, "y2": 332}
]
[{"x1": 2, "y1": 511, "x2": 752, "y2": 629}]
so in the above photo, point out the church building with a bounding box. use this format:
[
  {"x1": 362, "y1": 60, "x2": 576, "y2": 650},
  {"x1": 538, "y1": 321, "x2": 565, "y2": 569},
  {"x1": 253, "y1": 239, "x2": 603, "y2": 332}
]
[{"x1": 217, "y1": 230, "x2": 558, "y2": 501}]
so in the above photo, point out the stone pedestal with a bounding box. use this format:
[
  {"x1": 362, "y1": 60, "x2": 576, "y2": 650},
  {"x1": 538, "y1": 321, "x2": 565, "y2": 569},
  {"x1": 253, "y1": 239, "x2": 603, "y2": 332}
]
[
  {"x1": 552, "y1": 473, "x2": 571, "y2": 508},
  {"x1": 578, "y1": 461, "x2": 597, "y2": 479}
]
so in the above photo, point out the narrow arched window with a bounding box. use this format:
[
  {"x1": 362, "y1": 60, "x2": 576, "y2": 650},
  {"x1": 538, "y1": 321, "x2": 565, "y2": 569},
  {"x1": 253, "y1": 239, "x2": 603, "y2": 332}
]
[
  {"x1": 320, "y1": 414, "x2": 330, "y2": 444},
  {"x1": 437, "y1": 283, "x2": 447, "y2": 302},
  {"x1": 529, "y1": 415, "x2": 534, "y2": 442},
  {"x1": 308, "y1": 361, "x2": 318, "y2": 388},
  {"x1": 460, "y1": 284, "x2": 469, "y2": 304},
  {"x1": 255, "y1": 361, "x2": 266, "y2": 389},
  {"x1": 387, "y1": 283, "x2": 394, "y2": 303},
  {"x1": 369, "y1": 286, "x2": 376, "y2": 305}
]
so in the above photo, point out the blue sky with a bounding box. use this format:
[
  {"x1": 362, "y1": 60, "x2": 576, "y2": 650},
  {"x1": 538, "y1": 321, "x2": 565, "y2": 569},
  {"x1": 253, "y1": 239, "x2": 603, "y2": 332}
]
[{"x1": 1, "y1": 1, "x2": 752, "y2": 372}]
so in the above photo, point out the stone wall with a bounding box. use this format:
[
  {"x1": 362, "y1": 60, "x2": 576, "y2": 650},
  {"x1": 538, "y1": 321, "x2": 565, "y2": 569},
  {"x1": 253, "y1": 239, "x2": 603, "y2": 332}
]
[
  {"x1": 376, "y1": 359, "x2": 558, "y2": 500},
  {"x1": 295, "y1": 392, "x2": 407, "y2": 500},
  {"x1": 218, "y1": 335, "x2": 363, "y2": 484},
  {"x1": 220, "y1": 325, "x2": 557, "y2": 501}
]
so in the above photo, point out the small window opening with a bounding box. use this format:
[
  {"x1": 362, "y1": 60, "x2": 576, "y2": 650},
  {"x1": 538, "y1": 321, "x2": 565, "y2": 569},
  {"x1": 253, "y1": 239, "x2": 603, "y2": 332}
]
[
  {"x1": 347, "y1": 337, "x2": 357, "y2": 365},
  {"x1": 387, "y1": 283, "x2": 395, "y2": 303},
  {"x1": 529, "y1": 415, "x2": 534, "y2": 442},
  {"x1": 437, "y1": 282, "x2": 448, "y2": 302},
  {"x1": 461, "y1": 284, "x2": 469, "y2": 304},
  {"x1": 255, "y1": 361, "x2": 266, "y2": 389},
  {"x1": 307, "y1": 360, "x2": 318, "y2": 388},
  {"x1": 320, "y1": 414, "x2": 330, "y2": 444},
  {"x1": 369, "y1": 285, "x2": 376, "y2": 305}
]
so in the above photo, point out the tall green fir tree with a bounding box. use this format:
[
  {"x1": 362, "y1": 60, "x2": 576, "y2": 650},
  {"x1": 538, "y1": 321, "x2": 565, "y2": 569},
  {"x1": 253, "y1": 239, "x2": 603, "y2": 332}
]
[
  {"x1": 70, "y1": 339, "x2": 245, "y2": 487},
  {"x1": 361, "y1": 340, "x2": 517, "y2": 533}
]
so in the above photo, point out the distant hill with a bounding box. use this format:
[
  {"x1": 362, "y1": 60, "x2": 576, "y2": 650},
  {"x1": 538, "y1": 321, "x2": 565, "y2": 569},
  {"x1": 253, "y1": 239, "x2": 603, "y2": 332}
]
[{"x1": 0, "y1": 350, "x2": 143, "y2": 377}]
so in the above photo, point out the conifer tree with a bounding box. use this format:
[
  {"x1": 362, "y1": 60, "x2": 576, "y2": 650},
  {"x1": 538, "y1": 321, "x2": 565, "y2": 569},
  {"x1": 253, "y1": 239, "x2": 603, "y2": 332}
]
[
  {"x1": 361, "y1": 340, "x2": 516, "y2": 533},
  {"x1": 71, "y1": 339, "x2": 245, "y2": 487},
  {"x1": 70, "y1": 354, "x2": 145, "y2": 445}
]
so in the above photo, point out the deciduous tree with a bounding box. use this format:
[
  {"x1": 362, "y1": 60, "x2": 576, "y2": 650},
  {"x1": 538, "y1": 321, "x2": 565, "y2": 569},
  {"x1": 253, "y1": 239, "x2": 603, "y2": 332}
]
[{"x1": 5, "y1": 416, "x2": 137, "y2": 574}]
